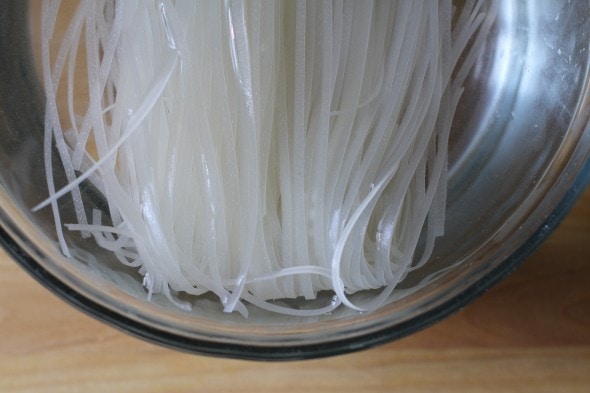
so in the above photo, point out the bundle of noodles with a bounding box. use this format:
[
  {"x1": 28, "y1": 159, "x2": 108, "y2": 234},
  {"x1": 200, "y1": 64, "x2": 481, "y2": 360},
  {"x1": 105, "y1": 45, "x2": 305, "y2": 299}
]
[{"x1": 36, "y1": 0, "x2": 497, "y2": 316}]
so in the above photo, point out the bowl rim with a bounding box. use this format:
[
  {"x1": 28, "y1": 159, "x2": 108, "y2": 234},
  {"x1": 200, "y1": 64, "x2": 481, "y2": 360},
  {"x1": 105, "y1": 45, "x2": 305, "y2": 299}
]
[
  {"x1": 1, "y1": 158, "x2": 588, "y2": 360},
  {"x1": 1, "y1": 0, "x2": 590, "y2": 360}
]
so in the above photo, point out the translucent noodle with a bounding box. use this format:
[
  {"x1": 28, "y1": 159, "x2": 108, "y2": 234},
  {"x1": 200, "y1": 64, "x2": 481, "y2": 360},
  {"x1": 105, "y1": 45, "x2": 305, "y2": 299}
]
[{"x1": 38, "y1": 0, "x2": 497, "y2": 316}]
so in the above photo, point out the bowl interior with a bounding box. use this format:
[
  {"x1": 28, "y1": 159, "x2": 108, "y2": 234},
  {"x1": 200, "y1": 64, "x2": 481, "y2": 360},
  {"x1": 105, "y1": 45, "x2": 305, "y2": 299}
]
[{"x1": 0, "y1": 0, "x2": 589, "y2": 359}]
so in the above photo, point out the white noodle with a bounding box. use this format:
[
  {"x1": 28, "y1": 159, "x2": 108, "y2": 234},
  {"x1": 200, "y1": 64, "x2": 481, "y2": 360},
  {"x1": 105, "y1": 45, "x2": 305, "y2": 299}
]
[{"x1": 38, "y1": 0, "x2": 496, "y2": 316}]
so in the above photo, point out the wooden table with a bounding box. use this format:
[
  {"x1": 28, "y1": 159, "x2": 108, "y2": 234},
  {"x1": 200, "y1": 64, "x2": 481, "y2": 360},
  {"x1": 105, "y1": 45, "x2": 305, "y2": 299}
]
[{"x1": 0, "y1": 188, "x2": 588, "y2": 393}]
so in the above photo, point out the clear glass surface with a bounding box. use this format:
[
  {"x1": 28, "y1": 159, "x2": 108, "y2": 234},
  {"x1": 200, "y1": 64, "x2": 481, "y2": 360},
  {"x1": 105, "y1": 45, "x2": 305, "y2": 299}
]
[{"x1": 0, "y1": 0, "x2": 588, "y2": 359}]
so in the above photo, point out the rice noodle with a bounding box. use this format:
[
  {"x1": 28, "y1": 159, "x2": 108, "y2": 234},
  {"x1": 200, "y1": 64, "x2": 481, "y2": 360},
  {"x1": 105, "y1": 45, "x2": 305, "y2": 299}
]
[{"x1": 37, "y1": 0, "x2": 497, "y2": 316}]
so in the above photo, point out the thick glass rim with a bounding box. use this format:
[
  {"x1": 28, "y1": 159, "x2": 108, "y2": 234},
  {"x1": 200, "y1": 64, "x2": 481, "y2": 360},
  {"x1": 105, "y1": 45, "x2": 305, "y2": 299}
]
[
  {"x1": 0, "y1": 0, "x2": 589, "y2": 360},
  {"x1": 0, "y1": 158, "x2": 587, "y2": 360}
]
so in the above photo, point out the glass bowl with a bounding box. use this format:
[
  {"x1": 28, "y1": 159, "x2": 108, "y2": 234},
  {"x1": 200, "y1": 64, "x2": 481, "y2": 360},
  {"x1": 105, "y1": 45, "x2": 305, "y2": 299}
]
[{"x1": 0, "y1": 0, "x2": 589, "y2": 360}]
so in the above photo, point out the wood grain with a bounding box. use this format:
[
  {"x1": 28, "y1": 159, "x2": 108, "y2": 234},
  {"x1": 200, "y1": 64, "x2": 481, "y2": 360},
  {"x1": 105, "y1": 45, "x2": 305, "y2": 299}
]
[{"x1": 0, "y1": 187, "x2": 588, "y2": 392}]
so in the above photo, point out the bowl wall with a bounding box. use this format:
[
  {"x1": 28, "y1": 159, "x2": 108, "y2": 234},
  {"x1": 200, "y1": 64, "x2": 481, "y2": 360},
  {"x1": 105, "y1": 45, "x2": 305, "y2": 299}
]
[{"x1": 0, "y1": 0, "x2": 589, "y2": 359}]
